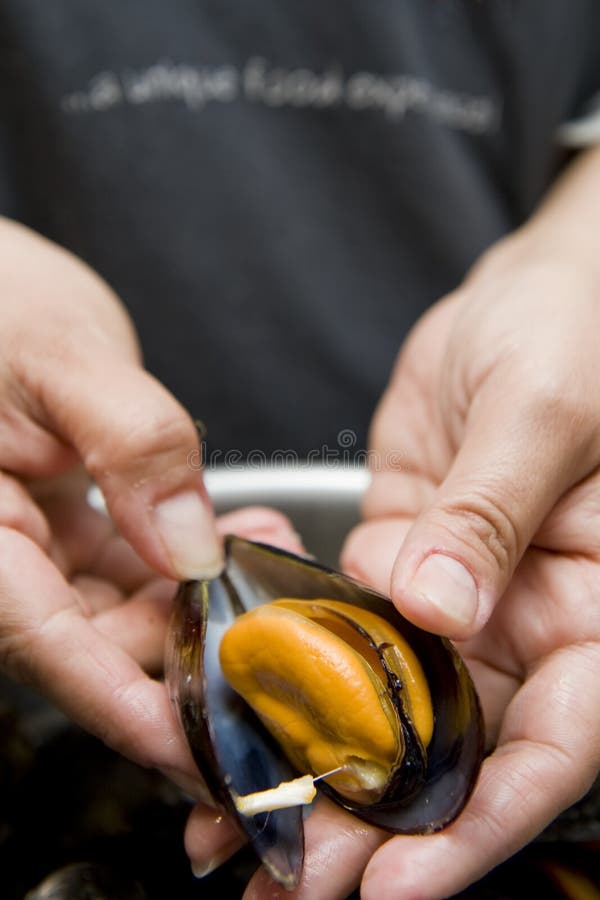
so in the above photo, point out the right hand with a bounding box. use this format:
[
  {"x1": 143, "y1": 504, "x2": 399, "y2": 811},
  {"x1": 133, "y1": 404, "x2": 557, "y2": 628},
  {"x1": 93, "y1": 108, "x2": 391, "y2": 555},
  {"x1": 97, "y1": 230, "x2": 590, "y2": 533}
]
[{"x1": 0, "y1": 217, "x2": 301, "y2": 801}]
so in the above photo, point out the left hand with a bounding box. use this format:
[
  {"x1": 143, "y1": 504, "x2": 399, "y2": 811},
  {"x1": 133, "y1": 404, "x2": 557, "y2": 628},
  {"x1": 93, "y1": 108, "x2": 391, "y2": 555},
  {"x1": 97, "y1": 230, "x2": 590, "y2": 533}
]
[
  {"x1": 3, "y1": 468, "x2": 302, "y2": 798},
  {"x1": 221, "y1": 230, "x2": 600, "y2": 900}
]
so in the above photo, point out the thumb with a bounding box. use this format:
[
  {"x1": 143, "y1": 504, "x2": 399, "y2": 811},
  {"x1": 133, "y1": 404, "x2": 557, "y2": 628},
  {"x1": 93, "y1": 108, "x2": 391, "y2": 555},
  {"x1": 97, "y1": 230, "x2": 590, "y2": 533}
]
[
  {"x1": 25, "y1": 347, "x2": 222, "y2": 581},
  {"x1": 389, "y1": 372, "x2": 596, "y2": 638}
]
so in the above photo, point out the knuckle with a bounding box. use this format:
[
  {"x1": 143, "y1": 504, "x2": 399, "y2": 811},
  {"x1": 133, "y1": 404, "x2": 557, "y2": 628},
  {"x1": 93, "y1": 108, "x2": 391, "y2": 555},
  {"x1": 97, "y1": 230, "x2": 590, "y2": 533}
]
[
  {"x1": 123, "y1": 408, "x2": 196, "y2": 462},
  {"x1": 437, "y1": 490, "x2": 519, "y2": 575},
  {"x1": 0, "y1": 473, "x2": 50, "y2": 545},
  {"x1": 522, "y1": 372, "x2": 594, "y2": 437},
  {"x1": 86, "y1": 404, "x2": 197, "y2": 482}
]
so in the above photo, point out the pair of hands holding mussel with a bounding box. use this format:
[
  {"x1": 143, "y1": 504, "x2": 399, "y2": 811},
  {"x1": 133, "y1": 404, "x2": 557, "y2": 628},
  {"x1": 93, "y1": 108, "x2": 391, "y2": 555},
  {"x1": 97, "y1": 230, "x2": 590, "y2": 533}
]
[{"x1": 1, "y1": 144, "x2": 600, "y2": 900}]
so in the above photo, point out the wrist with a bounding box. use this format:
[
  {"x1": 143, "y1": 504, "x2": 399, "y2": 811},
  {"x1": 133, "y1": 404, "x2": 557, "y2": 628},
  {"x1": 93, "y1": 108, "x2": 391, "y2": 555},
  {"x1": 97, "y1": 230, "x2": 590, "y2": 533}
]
[
  {"x1": 466, "y1": 144, "x2": 600, "y2": 292},
  {"x1": 466, "y1": 223, "x2": 600, "y2": 298}
]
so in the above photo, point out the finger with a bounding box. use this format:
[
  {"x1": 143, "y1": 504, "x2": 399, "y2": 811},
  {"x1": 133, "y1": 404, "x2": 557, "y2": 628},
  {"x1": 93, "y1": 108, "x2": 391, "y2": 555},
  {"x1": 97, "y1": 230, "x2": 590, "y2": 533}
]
[
  {"x1": 71, "y1": 574, "x2": 124, "y2": 615},
  {"x1": 0, "y1": 471, "x2": 50, "y2": 549},
  {"x1": 32, "y1": 469, "x2": 113, "y2": 573},
  {"x1": 243, "y1": 798, "x2": 387, "y2": 900},
  {"x1": 14, "y1": 346, "x2": 221, "y2": 581},
  {"x1": 92, "y1": 505, "x2": 304, "y2": 589},
  {"x1": 90, "y1": 533, "x2": 156, "y2": 591},
  {"x1": 362, "y1": 468, "x2": 438, "y2": 523},
  {"x1": 389, "y1": 364, "x2": 598, "y2": 638},
  {"x1": 361, "y1": 642, "x2": 600, "y2": 900},
  {"x1": 216, "y1": 506, "x2": 305, "y2": 554},
  {"x1": 33, "y1": 471, "x2": 158, "y2": 588},
  {"x1": 533, "y1": 468, "x2": 600, "y2": 555},
  {"x1": 58, "y1": 361, "x2": 221, "y2": 580},
  {"x1": 458, "y1": 654, "x2": 521, "y2": 750},
  {"x1": 36, "y1": 472, "x2": 149, "y2": 586},
  {"x1": 94, "y1": 578, "x2": 175, "y2": 673},
  {"x1": 0, "y1": 526, "x2": 195, "y2": 777},
  {"x1": 185, "y1": 803, "x2": 245, "y2": 879},
  {"x1": 341, "y1": 517, "x2": 412, "y2": 595}
]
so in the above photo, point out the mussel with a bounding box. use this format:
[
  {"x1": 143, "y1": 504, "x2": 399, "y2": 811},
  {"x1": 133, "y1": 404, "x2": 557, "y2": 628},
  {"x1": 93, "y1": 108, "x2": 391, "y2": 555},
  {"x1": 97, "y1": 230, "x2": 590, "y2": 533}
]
[{"x1": 166, "y1": 537, "x2": 483, "y2": 889}]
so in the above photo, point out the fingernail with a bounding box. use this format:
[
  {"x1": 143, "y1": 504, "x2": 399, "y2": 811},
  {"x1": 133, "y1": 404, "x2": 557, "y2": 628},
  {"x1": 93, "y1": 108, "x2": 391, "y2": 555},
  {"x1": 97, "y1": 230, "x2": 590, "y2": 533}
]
[
  {"x1": 191, "y1": 859, "x2": 217, "y2": 879},
  {"x1": 191, "y1": 841, "x2": 240, "y2": 879},
  {"x1": 154, "y1": 491, "x2": 223, "y2": 579},
  {"x1": 191, "y1": 859, "x2": 219, "y2": 879},
  {"x1": 160, "y1": 767, "x2": 213, "y2": 804},
  {"x1": 409, "y1": 554, "x2": 478, "y2": 627}
]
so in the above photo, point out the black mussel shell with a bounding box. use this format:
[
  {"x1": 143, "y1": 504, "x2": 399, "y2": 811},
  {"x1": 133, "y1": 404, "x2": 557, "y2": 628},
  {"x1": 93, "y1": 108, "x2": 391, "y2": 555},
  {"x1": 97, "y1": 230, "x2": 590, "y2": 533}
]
[{"x1": 166, "y1": 536, "x2": 484, "y2": 888}]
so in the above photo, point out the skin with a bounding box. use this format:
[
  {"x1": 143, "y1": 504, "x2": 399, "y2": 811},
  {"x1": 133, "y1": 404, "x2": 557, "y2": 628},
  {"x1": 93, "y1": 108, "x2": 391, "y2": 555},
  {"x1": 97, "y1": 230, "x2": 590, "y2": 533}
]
[{"x1": 2, "y1": 141, "x2": 600, "y2": 897}]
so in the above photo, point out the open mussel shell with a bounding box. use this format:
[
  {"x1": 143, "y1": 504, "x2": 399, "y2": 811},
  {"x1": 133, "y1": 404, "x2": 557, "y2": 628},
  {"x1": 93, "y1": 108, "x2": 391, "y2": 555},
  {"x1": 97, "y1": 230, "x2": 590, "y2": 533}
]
[{"x1": 166, "y1": 536, "x2": 484, "y2": 888}]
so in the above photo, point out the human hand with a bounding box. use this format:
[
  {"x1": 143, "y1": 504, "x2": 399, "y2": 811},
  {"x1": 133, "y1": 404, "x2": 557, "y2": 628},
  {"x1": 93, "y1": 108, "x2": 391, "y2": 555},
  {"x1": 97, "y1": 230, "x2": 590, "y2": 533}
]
[
  {"x1": 0, "y1": 218, "x2": 301, "y2": 795},
  {"x1": 204, "y1": 163, "x2": 600, "y2": 897},
  {"x1": 341, "y1": 242, "x2": 600, "y2": 898}
]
